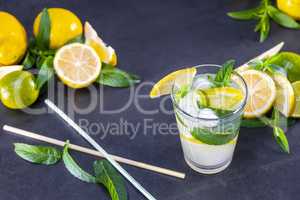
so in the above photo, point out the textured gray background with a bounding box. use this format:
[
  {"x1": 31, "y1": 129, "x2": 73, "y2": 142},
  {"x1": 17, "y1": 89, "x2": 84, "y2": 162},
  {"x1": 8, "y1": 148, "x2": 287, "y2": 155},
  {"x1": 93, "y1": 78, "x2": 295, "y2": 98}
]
[{"x1": 0, "y1": 0, "x2": 300, "y2": 199}]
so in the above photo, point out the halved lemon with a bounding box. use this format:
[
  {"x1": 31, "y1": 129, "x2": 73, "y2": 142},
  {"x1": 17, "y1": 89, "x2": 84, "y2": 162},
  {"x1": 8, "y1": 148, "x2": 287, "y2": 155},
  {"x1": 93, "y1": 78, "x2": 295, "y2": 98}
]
[
  {"x1": 149, "y1": 67, "x2": 196, "y2": 98},
  {"x1": 84, "y1": 22, "x2": 117, "y2": 66},
  {"x1": 0, "y1": 65, "x2": 23, "y2": 80},
  {"x1": 272, "y1": 73, "x2": 295, "y2": 117},
  {"x1": 53, "y1": 43, "x2": 101, "y2": 89},
  {"x1": 291, "y1": 81, "x2": 300, "y2": 118},
  {"x1": 203, "y1": 87, "x2": 244, "y2": 111},
  {"x1": 238, "y1": 70, "x2": 276, "y2": 118}
]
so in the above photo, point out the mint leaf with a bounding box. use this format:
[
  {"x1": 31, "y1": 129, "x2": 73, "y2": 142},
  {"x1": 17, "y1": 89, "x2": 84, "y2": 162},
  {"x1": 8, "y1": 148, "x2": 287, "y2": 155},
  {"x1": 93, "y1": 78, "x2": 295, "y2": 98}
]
[
  {"x1": 227, "y1": 7, "x2": 261, "y2": 20},
  {"x1": 22, "y1": 51, "x2": 36, "y2": 69},
  {"x1": 273, "y1": 126, "x2": 290, "y2": 153},
  {"x1": 94, "y1": 160, "x2": 127, "y2": 200},
  {"x1": 267, "y1": 6, "x2": 300, "y2": 29},
  {"x1": 65, "y1": 34, "x2": 85, "y2": 45},
  {"x1": 272, "y1": 109, "x2": 290, "y2": 153},
  {"x1": 213, "y1": 59, "x2": 235, "y2": 87},
  {"x1": 175, "y1": 84, "x2": 190, "y2": 102},
  {"x1": 96, "y1": 64, "x2": 140, "y2": 87},
  {"x1": 14, "y1": 143, "x2": 61, "y2": 165},
  {"x1": 62, "y1": 141, "x2": 96, "y2": 183},
  {"x1": 258, "y1": 112, "x2": 290, "y2": 153},
  {"x1": 255, "y1": 13, "x2": 270, "y2": 42},
  {"x1": 241, "y1": 118, "x2": 267, "y2": 128},
  {"x1": 36, "y1": 56, "x2": 54, "y2": 89},
  {"x1": 36, "y1": 8, "x2": 51, "y2": 50},
  {"x1": 191, "y1": 127, "x2": 237, "y2": 145}
]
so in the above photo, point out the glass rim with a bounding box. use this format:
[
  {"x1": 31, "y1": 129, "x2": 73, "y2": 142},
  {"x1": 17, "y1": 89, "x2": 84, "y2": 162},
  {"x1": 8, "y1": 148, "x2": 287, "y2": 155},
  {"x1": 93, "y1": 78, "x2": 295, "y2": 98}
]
[{"x1": 170, "y1": 64, "x2": 249, "y2": 121}]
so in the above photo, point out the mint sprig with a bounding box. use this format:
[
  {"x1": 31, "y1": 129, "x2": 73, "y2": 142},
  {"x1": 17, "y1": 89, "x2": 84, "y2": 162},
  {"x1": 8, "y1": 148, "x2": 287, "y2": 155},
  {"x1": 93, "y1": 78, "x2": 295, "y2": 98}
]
[
  {"x1": 228, "y1": 0, "x2": 300, "y2": 42},
  {"x1": 255, "y1": 109, "x2": 290, "y2": 153},
  {"x1": 212, "y1": 59, "x2": 235, "y2": 87}
]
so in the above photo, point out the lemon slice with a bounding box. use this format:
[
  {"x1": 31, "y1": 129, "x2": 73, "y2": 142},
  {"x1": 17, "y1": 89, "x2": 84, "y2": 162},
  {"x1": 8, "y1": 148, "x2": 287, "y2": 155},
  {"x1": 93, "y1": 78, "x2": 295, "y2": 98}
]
[
  {"x1": 53, "y1": 43, "x2": 101, "y2": 89},
  {"x1": 203, "y1": 87, "x2": 244, "y2": 111},
  {"x1": 272, "y1": 73, "x2": 295, "y2": 117},
  {"x1": 149, "y1": 67, "x2": 196, "y2": 98},
  {"x1": 0, "y1": 65, "x2": 23, "y2": 80},
  {"x1": 84, "y1": 22, "x2": 117, "y2": 66},
  {"x1": 291, "y1": 81, "x2": 300, "y2": 118},
  {"x1": 238, "y1": 70, "x2": 276, "y2": 118}
]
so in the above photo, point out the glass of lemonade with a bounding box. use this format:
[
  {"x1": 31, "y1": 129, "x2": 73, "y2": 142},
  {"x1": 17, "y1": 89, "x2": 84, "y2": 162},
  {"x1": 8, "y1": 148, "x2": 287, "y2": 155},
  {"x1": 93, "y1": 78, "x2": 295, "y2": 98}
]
[{"x1": 171, "y1": 64, "x2": 248, "y2": 174}]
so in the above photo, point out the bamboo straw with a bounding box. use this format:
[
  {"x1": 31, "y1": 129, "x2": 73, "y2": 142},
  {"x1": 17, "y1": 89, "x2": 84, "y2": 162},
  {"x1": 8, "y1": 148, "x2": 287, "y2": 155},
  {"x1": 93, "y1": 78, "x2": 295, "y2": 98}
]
[{"x1": 3, "y1": 125, "x2": 185, "y2": 179}]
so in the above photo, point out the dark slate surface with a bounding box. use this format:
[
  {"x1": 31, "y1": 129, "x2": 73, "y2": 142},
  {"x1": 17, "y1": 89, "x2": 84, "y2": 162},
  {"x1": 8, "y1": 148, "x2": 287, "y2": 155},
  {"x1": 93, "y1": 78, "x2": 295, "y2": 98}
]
[{"x1": 1, "y1": 0, "x2": 300, "y2": 199}]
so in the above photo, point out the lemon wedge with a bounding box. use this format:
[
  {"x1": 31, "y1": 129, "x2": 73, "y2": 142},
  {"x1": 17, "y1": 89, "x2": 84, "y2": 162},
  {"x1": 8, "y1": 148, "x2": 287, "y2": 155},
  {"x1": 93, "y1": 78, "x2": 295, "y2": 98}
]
[
  {"x1": 53, "y1": 43, "x2": 101, "y2": 89},
  {"x1": 149, "y1": 67, "x2": 196, "y2": 98},
  {"x1": 291, "y1": 81, "x2": 300, "y2": 118},
  {"x1": 272, "y1": 73, "x2": 295, "y2": 117},
  {"x1": 238, "y1": 70, "x2": 276, "y2": 118},
  {"x1": 84, "y1": 22, "x2": 117, "y2": 66}
]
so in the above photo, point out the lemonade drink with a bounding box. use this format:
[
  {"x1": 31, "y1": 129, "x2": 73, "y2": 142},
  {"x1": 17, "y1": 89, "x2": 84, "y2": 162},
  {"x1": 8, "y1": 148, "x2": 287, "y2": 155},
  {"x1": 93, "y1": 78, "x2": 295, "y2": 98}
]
[{"x1": 171, "y1": 64, "x2": 248, "y2": 174}]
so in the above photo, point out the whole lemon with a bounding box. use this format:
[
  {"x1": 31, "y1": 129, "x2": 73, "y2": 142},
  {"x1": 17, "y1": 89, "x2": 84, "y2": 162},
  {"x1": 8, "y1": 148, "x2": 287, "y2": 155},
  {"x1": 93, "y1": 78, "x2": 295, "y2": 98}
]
[
  {"x1": 0, "y1": 12, "x2": 27, "y2": 66},
  {"x1": 0, "y1": 71, "x2": 39, "y2": 109},
  {"x1": 33, "y1": 8, "x2": 83, "y2": 49},
  {"x1": 277, "y1": 0, "x2": 300, "y2": 20}
]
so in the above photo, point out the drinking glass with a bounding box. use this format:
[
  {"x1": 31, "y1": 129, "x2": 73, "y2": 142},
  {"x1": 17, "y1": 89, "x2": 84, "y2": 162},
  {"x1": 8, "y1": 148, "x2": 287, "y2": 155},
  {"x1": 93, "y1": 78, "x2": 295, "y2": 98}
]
[{"x1": 171, "y1": 64, "x2": 248, "y2": 174}]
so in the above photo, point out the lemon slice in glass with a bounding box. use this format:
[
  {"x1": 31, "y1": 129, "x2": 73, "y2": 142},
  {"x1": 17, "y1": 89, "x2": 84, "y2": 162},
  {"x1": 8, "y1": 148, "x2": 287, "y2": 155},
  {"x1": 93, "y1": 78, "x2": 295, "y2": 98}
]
[
  {"x1": 149, "y1": 67, "x2": 196, "y2": 98},
  {"x1": 54, "y1": 43, "x2": 101, "y2": 89},
  {"x1": 238, "y1": 70, "x2": 276, "y2": 118},
  {"x1": 202, "y1": 87, "x2": 244, "y2": 111}
]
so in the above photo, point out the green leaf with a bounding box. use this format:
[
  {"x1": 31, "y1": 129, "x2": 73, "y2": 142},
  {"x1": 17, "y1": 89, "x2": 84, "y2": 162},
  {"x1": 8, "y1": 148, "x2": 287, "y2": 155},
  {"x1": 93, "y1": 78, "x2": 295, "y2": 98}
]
[
  {"x1": 94, "y1": 160, "x2": 127, "y2": 200},
  {"x1": 65, "y1": 34, "x2": 85, "y2": 45},
  {"x1": 14, "y1": 143, "x2": 61, "y2": 165},
  {"x1": 213, "y1": 59, "x2": 235, "y2": 87},
  {"x1": 36, "y1": 56, "x2": 54, "y2": 89},
  {"x1": 191, "y1": 127, "x2": 237, "y2": 145},
  {"x1": 96, "y1": 64, "x2": 141, "y2": 88},
  {"x1": 22, "y1": 51, "x2": 36, "y2": 69},
  {"x1": 241, "y1": 118, "x2": 267, "y2": 128},
  {"x1": 272, "y1": 109, "x2": 290, "y2": 153},
  {"x1": 62, "y1": 141, "x2": 96, "y2": 183},
  {"x1": 36, "y1": 8, "x2": 51, "y2": 50},
  {"x1": 175, "y1": 84, "x2": 190, "y2": 102},
  {"x1": 267, "y1": 6, "x2": 300, "y2": 29},
  {"x1": 273, "y1": 126, "x2": 290, "y2": 153},
  {"x1": 227, "y1": 7, "x2": 261, "y2": 20},
  {"x1": 256, "y1": 14, "x2": 270, "y2": 42}
]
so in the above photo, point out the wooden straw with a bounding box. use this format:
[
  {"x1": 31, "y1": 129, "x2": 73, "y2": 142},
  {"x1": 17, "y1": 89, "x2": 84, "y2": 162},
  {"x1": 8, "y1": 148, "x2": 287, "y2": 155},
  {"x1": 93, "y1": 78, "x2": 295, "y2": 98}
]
[{"x1": 3, "y1": 125, "x2": 185, "y2": 179}]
